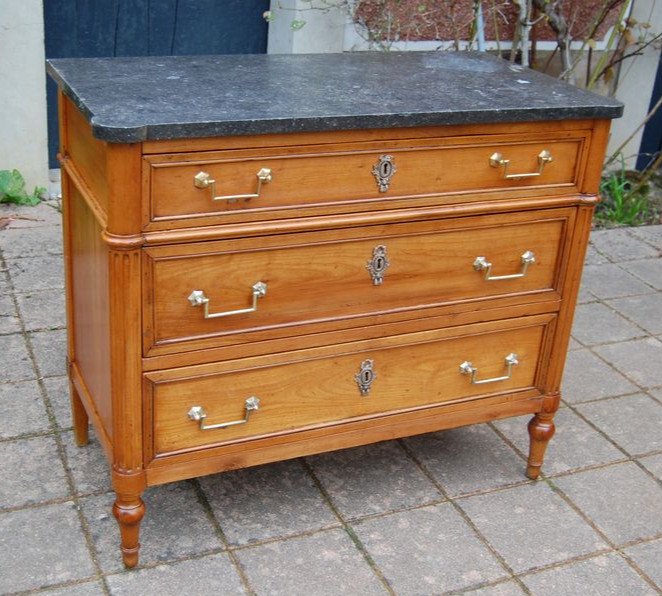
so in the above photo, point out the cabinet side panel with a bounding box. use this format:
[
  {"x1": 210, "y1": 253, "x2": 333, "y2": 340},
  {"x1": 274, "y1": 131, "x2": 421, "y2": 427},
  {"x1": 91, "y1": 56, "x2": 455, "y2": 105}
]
[
  {"x1": 70, "y1": 184, "x2": 113, "y2": 439},
  {"x1": 64, "y1": 97, "x2": 109, "y2": 216}
]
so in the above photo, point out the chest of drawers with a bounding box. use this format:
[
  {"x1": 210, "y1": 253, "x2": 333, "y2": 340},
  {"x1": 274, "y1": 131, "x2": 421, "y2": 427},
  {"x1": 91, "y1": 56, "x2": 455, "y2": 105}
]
[{"x1": 47, "y1": 52, "x2": 622, "y2": 568}]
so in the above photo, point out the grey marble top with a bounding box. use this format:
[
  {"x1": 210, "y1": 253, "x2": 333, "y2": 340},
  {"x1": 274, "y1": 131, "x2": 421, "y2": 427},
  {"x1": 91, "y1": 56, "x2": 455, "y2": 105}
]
[{"x1": 47, "y1": 52, "x2": 622, "y2": 143}]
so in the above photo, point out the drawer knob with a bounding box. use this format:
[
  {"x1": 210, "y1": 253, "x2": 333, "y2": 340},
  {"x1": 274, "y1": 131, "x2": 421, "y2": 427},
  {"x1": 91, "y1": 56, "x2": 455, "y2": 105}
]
[
  {"x1": 489, "y1": 149, "x2": 553, "y2": 180},
  {"x1": 187, "y1": 397, "x2": 260, "y2": 431},
  {"x1": 193, "y1": 168, "x2": 272, "y2": 202},
  {"x1": 460, "y1": 353, "x2": 519, "y2": 385},
  {"x1": 366, "y1": 245, "x2": 390, "y2": 285},
  {"x1": 187, "y1": 282, "x2": 267, "y2": 319},
  {"x1": 473, "y1": 251, "x2": 536, "y2": 281}
]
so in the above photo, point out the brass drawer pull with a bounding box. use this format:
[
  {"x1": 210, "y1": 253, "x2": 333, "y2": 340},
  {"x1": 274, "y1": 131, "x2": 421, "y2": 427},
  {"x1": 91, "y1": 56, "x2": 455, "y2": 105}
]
[
  {"x1": 459, "y1": 353, "x2": 519, "y2": 385},
  {"x1": 490, "y1": 149, "x2": 553, "y2": 179},
  {"x1": 193, "y1": 168, "x2": 272, "y2": 202},
  {"x1": 188, "y1": 282, "x2": 267, "y2": 319},
  {"x1": 473, "y1": 251, "x2": 535, "y2": 281},
  {"x1": 187, "y1": 397, "x2": 260, "y2": 431}
]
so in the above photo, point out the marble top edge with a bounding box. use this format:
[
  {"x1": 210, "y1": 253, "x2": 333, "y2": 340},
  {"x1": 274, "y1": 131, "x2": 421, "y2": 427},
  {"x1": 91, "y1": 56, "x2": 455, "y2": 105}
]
[{"x1": 46, "y1": 52, "x2": 623, "y2": 143}]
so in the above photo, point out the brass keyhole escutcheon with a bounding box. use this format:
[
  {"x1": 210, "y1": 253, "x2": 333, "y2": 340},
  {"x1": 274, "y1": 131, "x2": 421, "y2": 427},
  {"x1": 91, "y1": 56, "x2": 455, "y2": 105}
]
[
  {"x1": 367, "y1": 245, "x2": 390, "y2": 286},
  {"x1": 372, "y1": 155, "x2": 397, "y2": 192},
  {"x1": 355, "y1": 359, "x2": 376, "y2": 396}
]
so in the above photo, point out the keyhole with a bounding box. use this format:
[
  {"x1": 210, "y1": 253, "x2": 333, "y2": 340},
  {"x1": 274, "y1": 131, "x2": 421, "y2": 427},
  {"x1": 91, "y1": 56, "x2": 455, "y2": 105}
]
[{"x1": 380, "y1": 161, "x2": 392, "y2": 178}]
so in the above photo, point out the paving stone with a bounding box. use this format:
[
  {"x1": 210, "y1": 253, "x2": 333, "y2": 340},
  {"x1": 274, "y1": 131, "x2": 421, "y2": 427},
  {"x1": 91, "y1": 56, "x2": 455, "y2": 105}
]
[
  {"x1": 608, "y1": 293, "x2": 662, "y2": 335},
  {"x1": 568, "y1": 336, "x2": 583, "y2": 350},
  {"x1": 561, "y1": 349, "x2": 637, "y2": 404},
  {"x1": 590, "y1": 229, "x2": 659, "y2": 261},
  {"x1": 0, "y1": 292, "x2": 21, "y2": 334},
  {"x1": 62, "y1": 430, "x2": 111, "y2": 495},
  {"x1": 0, "y1": 502, "x2": 95, "y2": 593},
  {"x1": 638, "y1": 453, "x2": 662, "y2": 481},
  {"x1": 106, "y1": 553, "x2": 244, "y2": 595},
  {"x1": 237, "y1": 528, "x2": 385, "y2": 596},
  {"x1": 7, "y1": 255, "x2": 64, "y2": 292},
  {"x1": 0, "y1": 273, "x2": 11, "y2": 295},
  {"x1": 595, "y1": 338, "x2": 662, "y2": 388},
  {"x1": 459, "y1": 482, "x2": 606, "y2": 573},
  {"x1": 580, "y1": 264, "x2": 654, "y2": 300},
  {"x1": 576, "y1": 394, "x2": 662, "y2": 455},
  {"x1": 82, "y1": 482, "x2": 222, "y2": 573},
  {"x1": 41, "y1": 580, "x2": 105, "y2": 595},
  {"x1": 629, "y1": 224, "x2": 662, "y2": 251},
  {"x1": 307, "y1": 441, "x2": 439, "y2": 518},
  {"x1": 200, "y1": 459, "x2": 338, "y2": 546},
  {"x1": 576, "y1": 283, "x2": 596, "y2": 304},
  {"x1": 0, "y1": 379, "x2": 50, "y2": 439},
  {"x1": 0, "y1": 333, "x2": 34, "y2": 382},
  {"x1": 0, "y1": 435, "x2": 70, "y2": 508},
  {"x1": 625, "y1": 258, "x2": 662, "y2": 290},
  {"x1": 624, "y1": 538, "x2": 662, "y2": 588},
  {"x1": 15, "y1": 288, "x2": 66, "y2": 331},
  {"x1": 584, "y1": 244, "x2": 611, "y2": 265},
  {"x1": 571, "y1": 303, "x2": 644, "y2": 346},
  {"x1": 522, "y1": 552, "x2": 656, "y2": 595},
  {"x1": 404, "y1": 425, "x2": 525, "y2": 496},
  {"x1": 30, "y1": 328, "x2": 67, "y2": 377},
  {"x1": 0, "y1": 224, "x2": 63, "y2": 259},
  {"x1": 43, "y1": 375, "x2": 72, "y2": 429},
  {"x1": 354, "y1": 502, "x2": 507, "y2": 594},
  {"x1": 465, "y1": 581, "x2": 526, "y2": 595},
  {"x1": 493, "y1": 410, "x2": 624, "y2": 475},
  {"x1": 554, "y1": 462, "x2": 662, "y2": 544},
  {"x1": 0, "y1": 202, "x2": 63, "y2": 228}
]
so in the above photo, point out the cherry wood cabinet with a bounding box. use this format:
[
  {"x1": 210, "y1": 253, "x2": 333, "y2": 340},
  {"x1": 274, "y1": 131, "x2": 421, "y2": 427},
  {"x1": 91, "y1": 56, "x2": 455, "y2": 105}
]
[{"x1": 48, "y1": 52, "x2": 621, "y2": 568}]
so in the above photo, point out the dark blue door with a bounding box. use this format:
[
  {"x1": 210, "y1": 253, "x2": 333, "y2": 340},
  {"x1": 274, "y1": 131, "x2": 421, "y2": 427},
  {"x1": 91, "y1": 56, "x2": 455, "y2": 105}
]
[
  {"x1": 637, "y1": 54, "x2": 662, "y2": 171},
  {"x1": 44, "y1": 0, "x2": 270, "y2": 167}
]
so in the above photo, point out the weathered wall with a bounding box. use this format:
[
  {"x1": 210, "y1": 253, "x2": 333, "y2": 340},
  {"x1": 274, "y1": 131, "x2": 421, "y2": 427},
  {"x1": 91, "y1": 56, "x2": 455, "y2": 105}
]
[
  {"x1": 0, "y1": 0, "x2": 49, "y2": 192},
  {"x1": 267, "y1": 0, "x2": 346, "y2": 54},
  {"x1": 608, "y1": 0, "x2": 662, "y2": 167}
]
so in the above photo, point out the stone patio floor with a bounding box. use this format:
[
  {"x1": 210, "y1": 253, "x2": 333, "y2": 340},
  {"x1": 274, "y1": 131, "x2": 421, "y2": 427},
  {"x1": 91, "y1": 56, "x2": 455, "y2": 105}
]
[{"x1": 0, "y1": 202, "x2": 661, "y2": 595}]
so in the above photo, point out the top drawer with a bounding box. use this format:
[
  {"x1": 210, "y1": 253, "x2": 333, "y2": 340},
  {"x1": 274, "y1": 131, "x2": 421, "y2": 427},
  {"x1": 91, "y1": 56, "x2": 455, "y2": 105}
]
[{"x1": 143, "y1": 129, "x2": 589, "y2": 229}]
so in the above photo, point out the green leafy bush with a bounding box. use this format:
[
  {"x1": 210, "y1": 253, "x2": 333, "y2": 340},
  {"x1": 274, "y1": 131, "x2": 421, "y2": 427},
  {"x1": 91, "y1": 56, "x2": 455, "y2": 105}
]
[
  {"x1": 0, "y1": 169, "x2": 44, "y2": 206},
  {"x1": 596, "y1": 158, "x2": 651, "y2": 227}
]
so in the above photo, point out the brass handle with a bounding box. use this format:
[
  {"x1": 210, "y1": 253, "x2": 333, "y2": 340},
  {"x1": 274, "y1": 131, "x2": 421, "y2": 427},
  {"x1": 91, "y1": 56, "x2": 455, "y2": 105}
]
[
  {"x1": 188, "y1": 282, "x2": 267, "y2": 319},
  {"x1": 459, "y1": 353, "x2": 519, "y2": 385},
  {"x1": 188, "y1": 397, "x2": 260, "y2": 431},
  {"x1": 473, "y1": 251, "x2": 536, "y2": 281},
  {"x1": 489, "y1": 150, "x2": 553, "y2": 179},
  {"x1": 193, "y1": 168, "x2": 272, "y2": 202}
]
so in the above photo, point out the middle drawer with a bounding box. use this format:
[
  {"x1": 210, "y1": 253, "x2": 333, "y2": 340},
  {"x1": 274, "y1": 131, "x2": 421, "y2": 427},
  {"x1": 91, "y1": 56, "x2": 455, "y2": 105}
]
[{"x1": 143, "y1": 208, "x2": 573, "y2": 355}]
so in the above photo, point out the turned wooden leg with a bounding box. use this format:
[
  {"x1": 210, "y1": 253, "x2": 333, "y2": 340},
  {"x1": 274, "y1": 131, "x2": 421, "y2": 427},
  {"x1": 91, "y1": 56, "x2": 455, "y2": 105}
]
[
  {"x1": 526, "y1": 413, "x2": 556, "y2": 480},
  {"x1": 113, "y1": 494, "x2": 145, "y2": 568},
  {"x1": 69, "y1": 379, "x2": 89, "y2": 446}
]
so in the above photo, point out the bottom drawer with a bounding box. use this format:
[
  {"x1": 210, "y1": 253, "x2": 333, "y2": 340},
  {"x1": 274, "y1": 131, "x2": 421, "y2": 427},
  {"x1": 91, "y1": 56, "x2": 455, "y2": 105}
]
[{"x1": 148, "y1": 314, "x2": 555, "y2": 456}]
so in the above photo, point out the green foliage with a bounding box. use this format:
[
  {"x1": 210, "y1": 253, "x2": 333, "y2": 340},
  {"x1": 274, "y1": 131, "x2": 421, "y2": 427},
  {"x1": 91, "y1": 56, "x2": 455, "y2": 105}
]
[
  {"x1": 0, "y1": 170, "x2": 44, "y2": 206},
  {"x1": 596, "y1": 157, "x2": 650, "y2": 227},
  {"x1": 290, "y1": 18, "x2": 307, "y2": 31}
]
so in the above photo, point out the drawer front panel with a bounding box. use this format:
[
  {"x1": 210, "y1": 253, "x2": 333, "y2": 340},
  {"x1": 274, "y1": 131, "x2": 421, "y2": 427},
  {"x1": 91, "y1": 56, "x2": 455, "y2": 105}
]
[
  {"x1": 150, "y1": 315, "x2": 552, "y2": 455},
  {"x1": 146, "y1": 134, "x2": 585, "y2": 224},
  {"x1": 145, "y1": 210, "x2": 570, "y2": 352}
]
